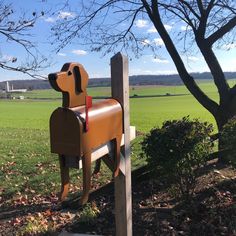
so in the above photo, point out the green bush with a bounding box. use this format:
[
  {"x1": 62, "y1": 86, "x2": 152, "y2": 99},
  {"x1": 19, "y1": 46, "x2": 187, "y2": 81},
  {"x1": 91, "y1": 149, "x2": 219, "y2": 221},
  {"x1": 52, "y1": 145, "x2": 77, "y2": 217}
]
[
  {"x1": 142, "y1": 116, "x2": 213, "y2": 199},
  {"x1": 79, "y1": 203, "x2": 100, "y2": 224},
  {"x1": 221, "y1": 116, "x2": 236, "y2": 165}
]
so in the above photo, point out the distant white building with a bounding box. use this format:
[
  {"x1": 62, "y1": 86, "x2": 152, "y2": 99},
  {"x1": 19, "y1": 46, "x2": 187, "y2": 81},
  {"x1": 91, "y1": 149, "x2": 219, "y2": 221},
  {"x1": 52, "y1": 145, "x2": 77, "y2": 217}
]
[{"x1": 5, "y1": 81, "x2": 27, "y2": 93}]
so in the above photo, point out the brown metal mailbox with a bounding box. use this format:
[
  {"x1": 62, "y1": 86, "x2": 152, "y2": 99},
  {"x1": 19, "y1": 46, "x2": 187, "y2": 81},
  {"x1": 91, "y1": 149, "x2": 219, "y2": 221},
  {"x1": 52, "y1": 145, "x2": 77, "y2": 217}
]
[
  {"x1": 49, "y1": 62, "x2": 123, "y2": 204},
  {"x1": 50, "y1": 99, "x2": 122, "y2": 157}
]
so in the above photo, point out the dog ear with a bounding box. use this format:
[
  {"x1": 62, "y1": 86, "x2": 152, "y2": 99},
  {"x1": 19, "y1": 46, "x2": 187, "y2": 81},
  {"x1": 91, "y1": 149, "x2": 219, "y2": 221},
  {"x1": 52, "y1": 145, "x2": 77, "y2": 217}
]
[
  {"x1": 73, "y1": 66, "x2": 83, "y2": 93},
  {"x1": 73, "y1": 65, "x2": 88, "y2": 94}
]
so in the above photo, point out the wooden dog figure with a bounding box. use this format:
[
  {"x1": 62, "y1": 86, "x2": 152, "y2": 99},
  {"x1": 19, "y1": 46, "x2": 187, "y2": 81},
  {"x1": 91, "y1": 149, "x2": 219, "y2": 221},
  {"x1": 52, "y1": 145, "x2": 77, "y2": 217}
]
[{"x1": 49, "y1": 63, "x2": 123, "y2": 204}]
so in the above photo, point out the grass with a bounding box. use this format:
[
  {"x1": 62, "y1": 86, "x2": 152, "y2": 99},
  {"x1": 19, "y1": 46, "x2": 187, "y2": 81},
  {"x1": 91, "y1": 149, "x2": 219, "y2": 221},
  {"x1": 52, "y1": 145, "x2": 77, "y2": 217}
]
[
  {"x1": 130, "y1": 95, "x2": 216, "y2": 132},
  {"x1": 20, "y1": 79, "x2": 235, "y2": 99},
  {"x1": 0, "y1": 80, "x2": 235, "y2": 204},
  {"x1": 16, "y1": 87, "x2": 112, "y2": 100},
  {"x1": 0, "y1": 100, "x2": 58, "y2": 129},
  {"x1": 0, "y1": 127, "x2": 59, "y2": 198}
]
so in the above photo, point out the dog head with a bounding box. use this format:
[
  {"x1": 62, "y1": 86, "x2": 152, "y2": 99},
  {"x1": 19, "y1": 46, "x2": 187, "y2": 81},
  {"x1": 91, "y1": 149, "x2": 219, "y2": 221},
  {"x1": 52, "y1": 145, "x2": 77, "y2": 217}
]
[{"x1": 49, "y1": 63, "x2": 89, "y2": 108}]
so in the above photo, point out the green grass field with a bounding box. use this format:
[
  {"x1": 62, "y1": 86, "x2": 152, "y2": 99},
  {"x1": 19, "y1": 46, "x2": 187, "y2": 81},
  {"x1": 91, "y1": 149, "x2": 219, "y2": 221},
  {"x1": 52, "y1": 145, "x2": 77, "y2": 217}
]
[
  {"x1": 4, "y1": 79, "x2": 231, "y2": 130},
  {"x1": 0, "y1": 80, "x2": 235, "y2": 203},
  {"x1": 16, "y1": 79, "x2": 235, "y2": 100}
]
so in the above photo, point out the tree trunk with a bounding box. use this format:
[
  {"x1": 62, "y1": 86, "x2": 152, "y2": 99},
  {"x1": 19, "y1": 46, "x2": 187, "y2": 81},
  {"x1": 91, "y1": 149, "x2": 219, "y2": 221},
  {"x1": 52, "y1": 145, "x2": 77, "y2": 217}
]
[{"x1": 142, "y1": 0, "x2": 236, "y2": 162}]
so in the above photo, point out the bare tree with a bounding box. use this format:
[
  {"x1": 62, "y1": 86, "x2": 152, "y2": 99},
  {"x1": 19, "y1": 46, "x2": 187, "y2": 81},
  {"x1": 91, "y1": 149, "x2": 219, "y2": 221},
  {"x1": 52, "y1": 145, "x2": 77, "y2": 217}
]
[
  {"x1": 0, "y1": 1, "x2": 48, "y2": 79},
  {"x1": 51, "y1": 1, "x2": 236, "y2": 144}
]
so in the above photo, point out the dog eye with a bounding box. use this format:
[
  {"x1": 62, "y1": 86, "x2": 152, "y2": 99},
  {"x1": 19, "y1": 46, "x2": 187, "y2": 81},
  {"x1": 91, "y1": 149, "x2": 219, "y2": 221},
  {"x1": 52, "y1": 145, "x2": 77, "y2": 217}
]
[{"x1": 67, "y1": 71, "x2": 72, "y2": 76}]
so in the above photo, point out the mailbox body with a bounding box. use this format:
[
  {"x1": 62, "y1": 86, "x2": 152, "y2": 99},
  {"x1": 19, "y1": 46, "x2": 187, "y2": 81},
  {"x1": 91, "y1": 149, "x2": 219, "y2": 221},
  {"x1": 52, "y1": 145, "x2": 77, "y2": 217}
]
[{"x1": 50, "y1": 98, "x2": 123, "y2": 157}]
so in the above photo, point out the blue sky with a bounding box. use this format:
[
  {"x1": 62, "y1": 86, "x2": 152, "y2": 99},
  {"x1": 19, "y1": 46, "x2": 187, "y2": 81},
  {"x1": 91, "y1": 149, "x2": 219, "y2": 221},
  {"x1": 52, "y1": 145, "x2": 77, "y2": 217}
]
[{"x1": 1, "y1": 0, "x2": 236, "y2": 82}]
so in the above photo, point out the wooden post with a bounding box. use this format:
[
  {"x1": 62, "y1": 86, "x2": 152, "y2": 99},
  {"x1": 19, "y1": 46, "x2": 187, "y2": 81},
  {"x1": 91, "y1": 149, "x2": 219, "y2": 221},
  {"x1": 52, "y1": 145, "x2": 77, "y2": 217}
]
[{"x1": 111, "y1": 52, "x2": 132, "y2": 236}]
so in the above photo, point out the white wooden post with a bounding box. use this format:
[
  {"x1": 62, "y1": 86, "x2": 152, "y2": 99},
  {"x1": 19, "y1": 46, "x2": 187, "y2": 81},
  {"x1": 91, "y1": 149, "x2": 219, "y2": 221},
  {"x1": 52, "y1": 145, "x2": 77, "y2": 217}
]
[{"x1": 111, "y1": 52, "x2": 132, "y2": 236}]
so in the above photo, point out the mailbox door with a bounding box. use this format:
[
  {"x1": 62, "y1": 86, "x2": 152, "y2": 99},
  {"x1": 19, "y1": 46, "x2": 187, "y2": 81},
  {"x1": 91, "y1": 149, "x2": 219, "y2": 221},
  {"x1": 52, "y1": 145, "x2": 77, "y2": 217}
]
[{"x1": 50, "y1": 108, "x2": 83, "y2": 156}]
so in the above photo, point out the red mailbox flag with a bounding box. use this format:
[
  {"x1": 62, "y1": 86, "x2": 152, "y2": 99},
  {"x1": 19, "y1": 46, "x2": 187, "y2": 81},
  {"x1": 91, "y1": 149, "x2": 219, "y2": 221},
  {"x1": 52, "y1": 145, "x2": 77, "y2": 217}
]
[{"x1": 85, "y1": 96, "x2": 93, "y2": 131}]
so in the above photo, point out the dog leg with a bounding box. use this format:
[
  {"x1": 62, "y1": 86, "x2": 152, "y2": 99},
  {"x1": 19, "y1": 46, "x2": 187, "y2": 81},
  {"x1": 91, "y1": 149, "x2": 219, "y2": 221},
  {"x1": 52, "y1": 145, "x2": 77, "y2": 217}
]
[
  {"x1": 80, "y1": 151, "x2": 91, "y2": 205},
  {"x1": 102, "y1": 154, "x2": 115, "y2": 172},
  {"x1": 93, "y1": 159, "x2": 101, "y2": 175},
  {"x1": 59, "y1": 155, "x2": 69, "y2": 201},
  {"x1": 113, "y1": 135, "x2": 122, "y2": 177}
]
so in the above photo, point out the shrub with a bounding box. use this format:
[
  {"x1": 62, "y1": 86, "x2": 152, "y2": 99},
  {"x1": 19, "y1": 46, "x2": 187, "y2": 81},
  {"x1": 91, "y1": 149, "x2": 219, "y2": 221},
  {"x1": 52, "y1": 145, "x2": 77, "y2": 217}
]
[
  {"x1": 221, "y1": 116, "x2": 236, "y2": 166},
  {"x1": 79, "y1": 202, "x2": 100, "y2": 224},
  {"x1": 142, "y1": 116, "x2": 213, "y2": 199}
]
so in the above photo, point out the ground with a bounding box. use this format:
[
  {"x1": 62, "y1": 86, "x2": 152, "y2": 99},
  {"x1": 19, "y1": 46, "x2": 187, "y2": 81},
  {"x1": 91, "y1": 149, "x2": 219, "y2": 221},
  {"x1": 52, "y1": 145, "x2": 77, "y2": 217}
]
[{"x1": 0, "y1": 159, "x2": 235, "y2": 236}]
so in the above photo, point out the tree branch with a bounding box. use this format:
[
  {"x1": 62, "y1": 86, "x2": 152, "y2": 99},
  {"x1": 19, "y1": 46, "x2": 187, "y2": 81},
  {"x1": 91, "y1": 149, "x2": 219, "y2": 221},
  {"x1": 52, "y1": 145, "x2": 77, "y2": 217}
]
[
  {"x1": 176, "y1": 3, "x2": 196, "y2": 31},
  {"x1": 0, "y1": 63, "x2": 47, "y2": 80},
  {"x1": 207, "y1": 16, "x2": 236, "y2": 45},
  {"x1": 196, "y1": 0, "x2": 215, "y2": 38},
  {"x1": 181, "y1": 0, "x2": 201, "y2": 20},
  {"x1": 0, "y1": 2, "x2": 48, "y2": 78},
  {"x1": 197, "y1": 43, "x2": 230, "y2": 104},
  {"x1": 196, "y1": 0, "x2": 204, "y2": 15},
  {"x1": 142, "y1": 0, "x2": 218, "y2": 116}
]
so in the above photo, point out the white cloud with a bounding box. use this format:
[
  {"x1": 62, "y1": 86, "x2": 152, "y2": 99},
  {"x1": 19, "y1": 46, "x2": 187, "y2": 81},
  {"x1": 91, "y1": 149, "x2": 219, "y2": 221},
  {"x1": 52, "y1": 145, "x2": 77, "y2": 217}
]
[
  {"x1": 164, "y1": 24, "x2": 172, "y2": 31},
  {"x1": 72, "y1": 49, "x2": 87, "y2": 55},
  {"x1": 58, "y1": 11, "x2": 75, "y2": 19},
  {"x1": 187, "y1": 56, "x2": 201, "y2": 62},
  {"x1": 156, "y1": 70, "x2": 177, "y2": 74},
  {"x1": 222, "y1": 43, "x2": 236, "y2": 50},
  {"x1": 180, "y1": 25, "x2": 191, "y2": 31},
  {"x1": 0, "y1": 54, "x2": 17, "y2": 63},
  {"x1": 2, "y1": 55, "x2": 13, "y2": 61},
  {"x1": 141, "y1": 39, "x2": 150, "y2": 45},
  {"x1": 148, "y1": 24, "x2": 172, "y2": 32},
  {"x1": 90, "y1": 73, "x2": 104, "y2": 78},
  {"x1": 154, "y1": 38, "x2": 164, "y2": 46},
  {"x1": 44, "y1": 17, "x2": 56, "y2": 23},
  {"x1": 222, "y1": 58, "x2": 236, "y2": 71},
  {"x1": 135, "y1": 19, "x2": 148, "y2": 28},
  {"x1": 57, "y1": 53, "x2": 67, "y2": 57},
  {"x1": 152, "y1": 58, "x2": 169, "y2": 64},
  {"x1": 130, "y1": 68, "x2": 177, "y2": 75},
  {"x1": 147, "y1": 26, "x2": 157, "y2": 33},
  {"x1": 44, "y1": 11, "x2": 75, "y2": 23}
]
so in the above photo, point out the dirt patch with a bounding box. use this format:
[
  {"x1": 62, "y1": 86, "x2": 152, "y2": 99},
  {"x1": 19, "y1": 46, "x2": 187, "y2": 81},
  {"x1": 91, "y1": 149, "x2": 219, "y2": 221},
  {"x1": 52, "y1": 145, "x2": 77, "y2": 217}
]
[{"x1": 1, "y1": 159, "x2": 236, "y2": 235}]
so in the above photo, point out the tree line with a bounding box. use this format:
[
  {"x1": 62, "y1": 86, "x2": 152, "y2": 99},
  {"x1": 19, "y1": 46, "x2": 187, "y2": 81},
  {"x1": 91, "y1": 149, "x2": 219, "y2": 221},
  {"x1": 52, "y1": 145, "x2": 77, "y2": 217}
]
[{"x1": 1, "y1": 72, "x2": 236, "y2": 90}]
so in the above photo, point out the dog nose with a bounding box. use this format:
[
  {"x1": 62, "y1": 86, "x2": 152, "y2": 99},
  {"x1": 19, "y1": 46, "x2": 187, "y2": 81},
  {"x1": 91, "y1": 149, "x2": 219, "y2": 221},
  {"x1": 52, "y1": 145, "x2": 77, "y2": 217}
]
[
  {"x1": 48, "y1": 73, "x2": 58, "y2": 81},
  {"x1": 48, "y1": 73, "x2": 61, "y2": 91}
]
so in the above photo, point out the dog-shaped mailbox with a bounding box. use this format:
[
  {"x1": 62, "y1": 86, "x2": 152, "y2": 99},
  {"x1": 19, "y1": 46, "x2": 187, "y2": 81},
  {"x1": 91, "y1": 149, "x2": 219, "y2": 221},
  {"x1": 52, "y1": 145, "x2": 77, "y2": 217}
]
[{"x1": 49, "y1": 62, "x2": 123, "y2": 204}]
